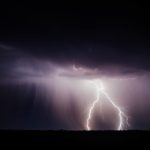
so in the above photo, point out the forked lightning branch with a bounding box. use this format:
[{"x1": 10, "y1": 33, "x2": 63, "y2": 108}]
[
  {"x1": 72, "y1": 65, "x2": 129, "y2": 130},
  {"x1": 86, "y1": 80, "x2": 128, "y2": 130}
]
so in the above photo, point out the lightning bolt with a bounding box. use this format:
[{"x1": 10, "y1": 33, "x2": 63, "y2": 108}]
[
  {"x1": 86, "y1": 80, "x2": 128, "y2": 131},
  {"x1": 72, "y1": 65, "x2": 128, "y2": 130}
]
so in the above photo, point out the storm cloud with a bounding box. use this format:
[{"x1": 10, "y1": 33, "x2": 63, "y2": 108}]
[{"x1": 0, "y1": 6, "x2": 150, "y2": 130}]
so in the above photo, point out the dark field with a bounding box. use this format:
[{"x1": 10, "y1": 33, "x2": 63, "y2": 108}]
[{"x1": 0, "y1": 130, "x2": 149, "y2": 147}]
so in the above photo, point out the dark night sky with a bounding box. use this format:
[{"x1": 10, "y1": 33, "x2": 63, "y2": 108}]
[
  {"x1": 1, "y1": 3, "x2": 150, "y2": 130},
  {"x1": 0, "y1": 4, "x2": 150, "y2": 70}
]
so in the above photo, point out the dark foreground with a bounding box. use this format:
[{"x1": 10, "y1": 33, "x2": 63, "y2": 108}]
[{"x1": 0, "y1": 130, "x2": 149, "y2": 147}]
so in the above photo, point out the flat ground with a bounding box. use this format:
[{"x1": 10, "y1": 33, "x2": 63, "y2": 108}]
[{"x1": 0, "y1": 130, "x2": 149, "y2": 147}]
